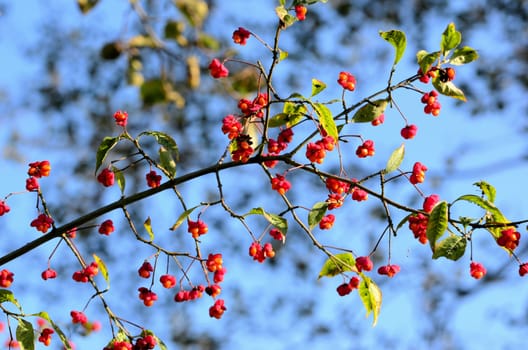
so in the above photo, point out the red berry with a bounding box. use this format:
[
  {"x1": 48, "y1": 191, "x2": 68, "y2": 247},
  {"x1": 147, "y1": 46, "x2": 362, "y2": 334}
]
[
  {"x1": 294, "y1": 5, "x2": 307, "y2": 21},
  {"x1": 187, "y1": 219, "x2": 208, "y2": 238},
  {"x1": 0, "y1": 269, "x2": 14, "y2": 288},
  {"x1": 206, "y1": 253, "x2": 223, "y2": 272},
  {"x1": 41, "y1": 268, "x2": 57, "y2": 280},
  {"x1": 70, "y1": 310, "x2": 88, "y2": 324},
  {"x1": 319, "y1": 214, "x2": 335, "y2": 230},
  {"x1": 28, "y1": 160, "x2": 51, "y2": 178},
  {"x1": 423, "y1": 194, "x2": 440, "y2": 213},
  {"x1": 0, "y1": 200, "x2": 10, "y2": 216},
  {"x1": 208, "y1": 58, "x2": 229, "y2": 79},
  {"x1": 355, "y1": 140, "x2": 375, "y2": 158},
  {"x1": 355, "y1": 256, "x2": 373, "y2": 272},
  {"x1": 159, "y1": 274, "x2": 176, "y2": 289},
  {"x1": 232, "y1": 27, "x2": 251, "y2": 45},
  {"x1": 371, "y1": 114, "x2": 385, "y2": 126},
  {"x1": 30, "y1": 214, "x2": 54, "y2": 233},
  {"x1": 208, "y1": 299, "x2": 227, "y2": 319},
  {"x1": 519, "y1": 263, "x2": 528, "y2": 277},
  {"x1": 271, "y1": 174, "x2": 291, "y2": 195},
  {"x1": 496, "y1": 227, "x2": 521, "y2": 250},
  {"x1": 409, "y1": 213, "x2": 429, "y2": 244},
  {"x1": 400, "y1": 124, "x2": 418, "y2": 139},
  {"x1": 377, "y1": 264, "x2": 401, "y2": 278},
  {"x1": 26, "y1": 177, "x2": 40, "y2": 191},
  {"x1": 336, "y1": 283, "x2": 353, "y2": 296},
  {"x1": 145, "y1": 170, "x2": 162, "y2": 188},
  {"x1": 469, "y1": 262, "x2": 486, "y2": 280},
  {"x1": 138, "y1": 261, "x2": 154, "y2": 278},
  {"x1": 337, "y1": 71, "x2": 356, "y2": 91},
  {"x1": 97, "y1": 168, "x2": 115, "y2": 187},
  {"x1": 113, "y1": 110, "x2": 128, "y2": 127},
  {"x1": 98, "y1": 219, "x2": 114, "y2": 235},
  {"x1": 410, "y1": 162, "x2": 428, "y2": 184}
]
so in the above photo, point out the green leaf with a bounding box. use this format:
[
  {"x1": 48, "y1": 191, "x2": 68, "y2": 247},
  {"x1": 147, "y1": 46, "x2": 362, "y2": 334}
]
[
  {"x1": 379, "y1": 30, "x2": 406, "y2": 66},
  {"x1": 16, "y1": 318, "x2": 34, "y2": 350},
  {"x1": 155, "y1": 335, "x2": 168, "y2": 350},
  {"x1": 140, "y1": 131, "x2": 179, "y2": 178},
  {"x1": 352, "y1": 99, "x2": 388, "y2": 123},
  {"x1": 449, "y1": 46, "x2": 479, "y2": 65},
  {"x1": 275, "y1": 6, "x2": 296, "y2": 28},
  {"x1": 313, "y1": 103, "x2": 338, "y2": 141},
  {"x1": 197, "y1": 33, "x2": 220, "y2": 50},
  {"x1": 0, "y1": 289, "x2": 21, "y2": 310},
  {"x1": 426, "y1": 201, "x2": 448, "y2": 251},
  {"x1": 308, "y1": 202, "x2": 328, "y2": 229},
  {"x1": 112, "y1": 166, "x2": 126, "y2": 194},
  {"x1": 318, "y1": 253, "x2": 358, "y2": 278},
  {"x1": 93, "y1": 253, "x2": 109, "y2": 285},
  {"x1": 140, "y1": 79, "x2": 167, "y2": 106},
  {"x1": 95, "y1": 136, "x2": 120, "y2": 175},
  {"x1": 395, "y1": 214, "x2": 411, "y2": 232},
  {"x1": 77, "y1": 0, "x2": 99, "y2": 14},
  {"x1": 311, "y1": 79, "x2": 327, "y2": 97},
  {"x1": 279, "y1": 49, "x2": 289, "y2": 61},
  {"x1": 358, "y1": 275, "x2": 382, "y2": 326},
  {"x1": 441, "y1": 23, "x2": 461, "y2": 55},
  {"x1": 432, "y1": 78, "x2": 466, "y2": 101},
  {"x1": 473, "y1": 181, "x2": 496, "y2": 203},
  {"x1": 159, "y1": 146, "x2": 177, "y2": 178},
  {"x1": 432, "y1": 234, "x2": 467, "y2": 260},
  {"x1": 453, "y1": 194, "x2": 508, "y2": 238},
  {"x1": 269, "y1": 101, "x2": 305, "y2": 128},
  {"x1": 246, "y1": 207, "x2": 288, "y2": 235},
  {"x1": 144, "y1": 217, "x2": 154, "y2": 242},
  {"x1": 128, "y1": 35, "x2": 159, "y2": 48},
  {"x1": 170, "y1": 206, "x2": 199, "y2": 231},
  {"x1": 384, "y1": 143, "x2": 405, "y2": 174},
  {"x1": 416, "y1": 50, "x2": 440, "y2": 75}
]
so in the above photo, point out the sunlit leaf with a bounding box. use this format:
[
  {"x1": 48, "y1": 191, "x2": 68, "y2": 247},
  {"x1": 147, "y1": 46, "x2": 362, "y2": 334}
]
[
  {"x1": 311, "y1": 79, "x2": 327, "y2": 97},
  {"x1": 432, "y1": 78, "x2": 466, "y2": 101},
  {"x1": 473, "y1": 181, "x2": 496, "y2": 203},
  {"x1": 449, "y1": 46, "x2": 479, "y2": 65},
  {"x1": 275, "y1": 6, "x2": 296, "y2": 28},
  {"x1": 432, "y1": 234, "x2": 467, "y2": 260},
  {"x1": 358, "y1": 275, "x2": 382, "y2": 326},
  {"x1": 426, "y1": 201, "x2": 448, "y2": 251},
  {"x1": 77, "y1": 0, "x2": 99, "y2": 14},
  {"x1": 313, "y1": 102, "x2": 338, "y2": 141},
  {"x1": 416, "y1": 50, "x2": 440, "y2": 75},
  {"x1": 128, "y1": 35, "x2": 158, "y2": 48},
  {"x1": 95, "y1": 136, "x2": 120, "y2": 175},
  {"x1": 352, "y1": 99, "x2": 388, "y2": 123},
  {"x1": 308, "y1": 202, "x2": 328, "y2": 229},
  {"x1": 112, "y1": 166, "x2": 125, "y2": 194},
  {"x1": 384, "y1": 143, "x2": 405, "y2": 174},
  {"x1": 16, "y1": 318, "x2": 34, "y2": 350},
  {"x1": 246, "y1": 207, "x2": 288, "y2": 235},
  {"x1": 318, "y1": 253, "x2": 358, "y2": 278},
  {"x1": 159, "y1": 146, "x2": 177, "y2": 178},
  {"x1": 0, "y1": 289, "x2": 21, "y2": 310},
  {"x1": 93, "y1": 253, "x2": 109, "y2": 285},
  {"x1": 441, "y1": 22, "x2": 461, "y2": 55},
  {"x1": 379, "y1": 30, "x2": 406, "y2": 66},
  {"x1": 144, "y1": 217, "x2": 154, "y2": 242},
  {"x1": 170, "y1": 206, "x2": 199, "y2": 231}
]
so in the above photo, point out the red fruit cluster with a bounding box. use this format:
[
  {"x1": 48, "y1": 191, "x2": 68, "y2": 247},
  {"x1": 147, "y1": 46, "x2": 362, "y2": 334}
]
[
  {"x1": 213, "y1": 267, "x2": 227, "y2": 283},
  {"x1": 294, "y1": 5, "x2": 307, "y2": 21},
  {"x1": 319, "y1": 214, "x2": 335, "y2": 230},
  {"x1": 497, "y1": 227, "x2": 521, "y2": 250},
  {"x1": 206, "y1": 253, "x2": 223, "y2": 272},
  {"x1": 221, "y1": 115, "x2": 243, "y2": 140},
  {"x1": 326, "y1": 193, "x2": 345, "y2": 210},
  {"x1": 470, "y1": 261, "x2": 486, "y2": 279},
  {"x1": 232, "y1": 27, "x2": 251, "y2": 45},
  {"x1": 41, "y1": 268, "x2": 57, "y2": 280},
  {"x1": 519, "y1": 263, "x2": 528, "y2": 277},
  {"x1": 174, "y1": 285, "x2": 205, "y2": 302},
  {"x1": 269, "y1": 228, "x2": 285, "y2": 241},
  {"x1": 0, "y1": 269, "x2": 14, "y2": 288},
  {"x1": 187, "y1": 219, "x2": 208, "y2": 239},
  {"x1": 133, "y1": 333, "x2": 157, "y2": 350},
  {"x1": 72, "y1": 261, "x2": 99, "y2": 282},
  {"x1": 421, "y1": 90, "x2": 441, "y2": 116},
  {"x1": 326, "y1": 177, "x2": 350, "y2": 195},
  {"x1": 208, "y1": 58, "x2": 229, "y2": 78},
  {"x1": 238, "y1": 93, "x2": 268, "y2": 118},
  {"x1": 231, "y1": 135, "x2": 254, "y2": 163},
  {"x1": 306, "y1": 142, "x2": 326, "y2": 164},
  {"x1": 38, "y1": 328, "x2": 54, "y2": 346},
  {"x1": 355, "y1": 256, "x2": 373, "y2": 272},
  {"x1": 26, "y1": 176, "x2": 39, "y2": 191},
  {"x1": 423, "y1": 194, "x2": 440, "y2": 213},
  {"x1": 356, "y1": 140, "x2": 375, "y2": 158},
  {"x1": 159, "y1": 274, "x2": 176, "y2": 289},
  {"x1": 336, "y1": 276, "x2": 360, "y2": 296},
  {"x1": 98, "y1": 219, "x2": 115, "y2": 235},
  {"x1": 70, "y1": 310, "x2": 88, "y2": 325},
  {"x1": 378, "y1": 264, "x2": 401, "y2": 278},
  {"x1": 417, "y1": 67, "x2": 438, "y2": 84},
  {"x1": 138, "y1": 261, "x2": 154, "y2": 278},
  {"x1": 97, "y1": 168, "x2": 115, "y2": 187},
  {"x1": 271, "y1": 174, "x2": 291, "y2": 195},
  {"x1": 113, "y1": 110, "x2": 128, "y2": 127},
  {"x1": 408, "y1": 213, "x2": 428, "y2": 244},
  {"x1": 138, "y1": 287, "x2": 158, "y2": 307},
  {"x1": 145, "y1": 170, "x2": 161, "y2": 188},
  {"x1": 28, "y1": 160, "x2": 51, "y2": 178},
  {"x1": 351, "y1": 186, "x2": 368, "y2": 202},
  {"x1": 337, "y1": 71, "x2": 356, "y2": 91},
  {"x1": 371, "y1": 113, "x2": 385, "y2": 126},
  {"x1": 401, "y1": 124, "x2": 418, "y2": 139},
  {"x1": 0, "y1": 200, "x2": 10, "y2": 216},
  {"x1": 249, "y1": 241, "x2": 275, "y2": 262},
  {"x1": 107, "y1": 341, "x2": 132, "y2": 350},
  {"x1": 30, "y1": 213, "x2": 54, "y2": 233},
  {"x1": 410, "y1": 162, "x2": 428, "y2": 185},
  {"x1": 205, "y1": 284, "x2": 222, "y2": 298},
  {"x1": 209, "y1": 299, "x2": 227, "y2": 319},
  {"x1": 439, "y1": 67, "x2": 456, "y2": 82}
]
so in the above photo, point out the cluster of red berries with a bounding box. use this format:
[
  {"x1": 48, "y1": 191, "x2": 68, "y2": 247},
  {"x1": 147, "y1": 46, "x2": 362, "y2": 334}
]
[
  {"x1": 70, "y1": 310, "x2": 88, "y2": 325},
  {"x1": 408, "y1": 194, "x2": 440, "y2": 244},
  {"x1": 410, "y1": 162, "x2": 428, "y2": 185},
  {"x1": 208, "y1": 58, "x2": 229, "y2": 79},
  {"x1": 356, "y1": 140, "x2": 375, "y2": 158},
  {"x1": 159, "y1": 274, "x2": 177, "y2": 289},
  {"x1": 38, "y1": 328, "x2": 54, "y2": 346},
  {"x1": 145, "y1": 170, "x2": 162, "y2": 188},
  {"x1": 248, "y1": 241, "x2": 275, "y2": 262},
  {"x1": 264, "y1": 128, "x2": 294, "y2": 168},
  {"x1": 30, "y1": 213, "x2": 54, "y2": 233},
  {"x1": 138, "y1": 287, "x2": 158, "y2": 307},
  {"x1": 401, "y1": 124, "x2": 418, "y2": 139},
  {"x1": 0, "y1": 269, "x2": 14, "y2": 288},
  {"x1": 113, "y1": 110, "x2": 128, "y2": 127},
  {"x1": 306, "y1": 135, "x2": 336, "y2": 164},
  {"x1": 294, "y1": 5, "x2": 307, "y2": 21},
  {"x1": 469, "y1": 261, "x2": 487, "y2": 279},
  {"x1": 97, "y1": 168, "x2": 115, "y2": 187},
  {"x1": 421, "y1": 90, "x2": 441, "y2": 116},
  {"x1": 319, "y1": 214, "x2": 335, "y2": 230},
  {"x1": 337, "y1": 71, "x2": 356, "y2": 91},
  {"x1": 271, "y1": 174, "x2": 291, "y2": 195},
  {"x1": 371, "y1": 113, "x2": 385, "y2": 126},
  {"x1": 336, "y1": 276, "x2": 360, "y2": 296},
  {"x1": 269, "y1": 228, "x2": 285, "y2": 241},
  {"x1": 417, "y1": 67, "x2": 438, "y2": 84},
  {"x1": 41, "y1": 268, "x2": 57, "y2": 280},
  {"x1": 72, "y1": 261, "x2": 99, "y2": 283},
  {"x1": 232, "y1": 27, "x2": 251, "y2": 45},
  {"x1": 187, "y1": 219, "x2": 208, "y2": 239},
  {"x1": 231, "y1": 135, "x2": 254, "y2": 163},
  {"x1": 238, "y1": 93, "x2": 268, "y2": 118},
  {"x1": 497, "y1": 227, "x2": 521, "y2": 250},
  {"x1": 138, "y1": 261, "x2": 154, "y2": 278},
  {"x1": 98, "y1": 219, "x2": 115, "y2": 235}
]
